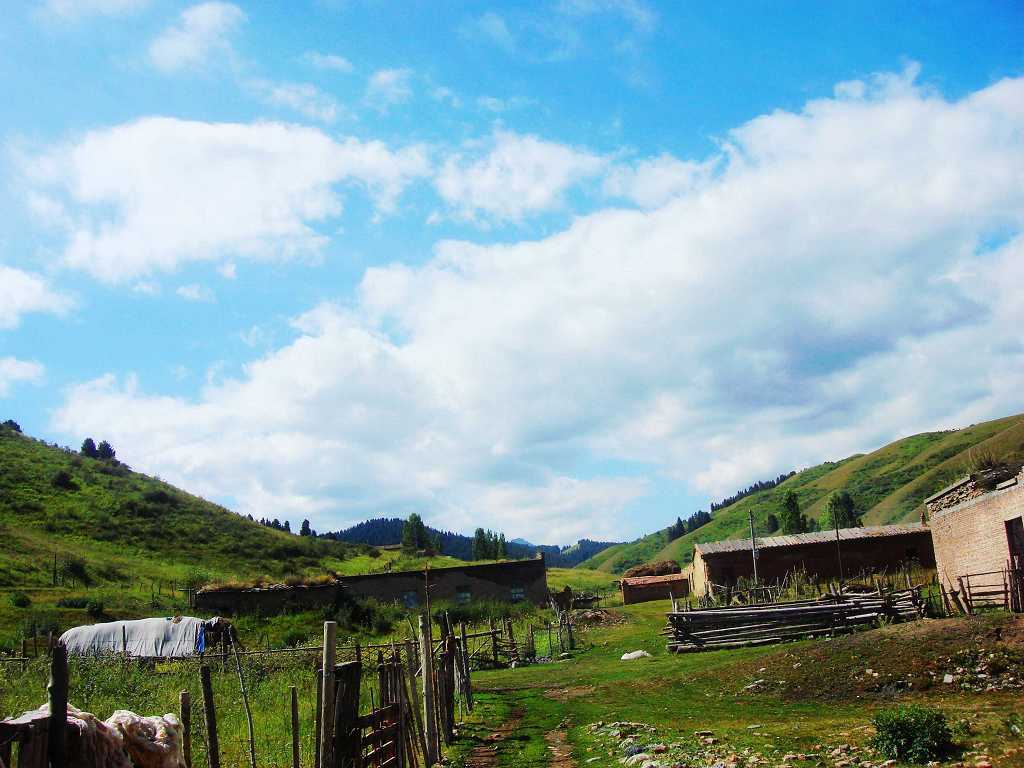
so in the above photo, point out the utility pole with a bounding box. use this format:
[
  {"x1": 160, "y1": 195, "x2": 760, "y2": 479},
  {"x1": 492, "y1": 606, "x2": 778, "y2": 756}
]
[
  {"x1": 834, "y1": 514, "x2": 845, "y2": 588},
  {"x1": 748, "y1": 510, "x2": 759, "y2": 585}
]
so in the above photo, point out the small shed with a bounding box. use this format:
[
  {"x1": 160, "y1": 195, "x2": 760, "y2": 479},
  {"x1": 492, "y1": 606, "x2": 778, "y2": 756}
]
[
  {"x1": 59, "y1": 616, "x2": 227, "y2": 658},
  {"x1": 620, "y1": 572, "x2": 690, "y2": 605}
]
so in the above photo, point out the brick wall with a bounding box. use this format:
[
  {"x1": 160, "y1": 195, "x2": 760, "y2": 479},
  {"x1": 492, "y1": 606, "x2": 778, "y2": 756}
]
[
  {"x1": 931, "y1": 474, "x2": 1024, "y2": 591},
  {"x1": 197, "y1": 557, "x2": 549, "y2": 615}
]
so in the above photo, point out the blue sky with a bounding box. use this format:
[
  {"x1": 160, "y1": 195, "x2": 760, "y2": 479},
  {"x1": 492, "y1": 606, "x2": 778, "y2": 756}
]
[{"x1": 2, "y1": 0, "x2": 1023, "y2": 544}]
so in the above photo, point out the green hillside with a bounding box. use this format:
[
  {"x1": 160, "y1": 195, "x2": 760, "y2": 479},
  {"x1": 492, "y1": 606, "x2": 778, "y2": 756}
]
[
  {"x1": 580, "y1": 413, "x2": 1024, "y2": 574},
  {"x1": 0, "y1": 425, "x2": 376, "y2": 590}
]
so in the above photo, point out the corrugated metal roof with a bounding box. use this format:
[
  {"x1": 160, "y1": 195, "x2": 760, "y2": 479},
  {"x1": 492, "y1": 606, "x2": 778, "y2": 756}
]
[
  {"x1": 621, "y1": 572, "x2": 689, "y2": 586},
  {"x1": 694, "y1": 522, "x2": 929, "y2": 556}
]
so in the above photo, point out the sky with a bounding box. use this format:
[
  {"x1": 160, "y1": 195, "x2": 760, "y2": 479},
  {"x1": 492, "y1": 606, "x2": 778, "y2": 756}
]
[{"x1": 2, "y1": 1, "x2": 1023, "y2": 545}]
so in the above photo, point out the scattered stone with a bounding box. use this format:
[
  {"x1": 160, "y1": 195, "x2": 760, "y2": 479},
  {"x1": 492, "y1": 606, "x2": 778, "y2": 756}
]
[{"x1": 621, "y1": 650, "x2": 653, "y2": 661}]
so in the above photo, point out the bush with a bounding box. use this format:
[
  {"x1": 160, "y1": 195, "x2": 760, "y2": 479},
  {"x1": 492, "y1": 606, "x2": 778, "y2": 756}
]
[
  {"x1": 51, "y1": 469, "x2": 79, "y2": 491},
  {"x1": 10, "y1": 592, "x2": 31, "y2": 608},
  {"x1": 85, "y1": 599, "x2": 105, "y2": 618},
  {"x1": 872, "y1": 705, "x2": 952, "y2": 762},
  {"x1": 56, "y1": 596, "x2": 89, "y2": 609}
]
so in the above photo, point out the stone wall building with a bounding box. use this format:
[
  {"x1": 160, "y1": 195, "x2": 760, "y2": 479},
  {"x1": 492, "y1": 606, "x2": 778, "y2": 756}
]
[
  {"x1": 688, "y1": 523, "x2": 935, "y2": 597},
  {"x1": 927, "y1": 470, "x2": 1024, "y2": 594},
  {"x1": 196, "y1": 556, "x2": 549, "y2": 615},
  {"x1": 620, "y1": 572, "x2": 690, "y2": 605}
]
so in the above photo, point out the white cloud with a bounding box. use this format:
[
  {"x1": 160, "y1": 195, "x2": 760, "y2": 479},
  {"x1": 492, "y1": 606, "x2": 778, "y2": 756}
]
[
  {"x1": 40, "y1": 0, "x2": 148, "y2": 21},
  {"x1": 23, "y1": 117, "x2": 431, "y2": 282},
  {"x1": 176, "y1": 283, "x2": 214, "y2": 302},
  {"x1": 603, "y1": 154, "x2": 714, "y2": 208},
  {"x1": 247, "y1": 79, "x2": 342, "y2": 123},
  {"x1": 148, "y1": 2, "x2": 244, "y2": 73},
  {"x1": 0, "y1": 358, "x2": 44, "y2": 397},
  {"x1": 51, "y1": 69, "x2": 1024, "y2": 541},
  {"x1": 435, "y1": 130, "x2": 607, "y2": 222},
  {"x1": 0, "y1": 266, "x2": 73, "y2": 329},
  {"x1": 366, "y1": 68, "x2": 413, "y2": 109},
  {"x1": 557, "y1": 0, "x2": 656, "y2": 33},
  {"x1": 476, "y1": 95, "x2": 531, "y2": 113},
  {"x1": 304, "y1": 51, "x2": 353, "y2": 73},
  {"x1": 461, "y1": 12, "x2": 516, "y2": 53}
]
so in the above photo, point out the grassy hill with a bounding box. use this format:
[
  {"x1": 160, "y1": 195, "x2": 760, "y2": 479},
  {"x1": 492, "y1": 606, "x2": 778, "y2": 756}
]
[{"x1": 580, "y1": 412, "x2": 1024, "y2": 574}]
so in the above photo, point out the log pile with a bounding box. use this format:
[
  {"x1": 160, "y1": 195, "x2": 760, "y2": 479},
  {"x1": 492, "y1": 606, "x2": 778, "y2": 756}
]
[{"x1": 665, "y1": 588, "x2": 924, "y2": 653}]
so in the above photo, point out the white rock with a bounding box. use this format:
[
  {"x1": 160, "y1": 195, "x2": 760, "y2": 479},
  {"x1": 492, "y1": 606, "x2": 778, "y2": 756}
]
[
  {"x1": 943, "y1": 673, "x2": 954, "y2": 684},
  {"x1": 621, "y1": 650, "x2": 652, "y2": 661}
]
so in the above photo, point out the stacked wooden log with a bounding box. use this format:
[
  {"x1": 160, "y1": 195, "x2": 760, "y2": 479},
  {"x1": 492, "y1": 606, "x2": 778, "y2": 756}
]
[{"x1": 665, "y1": 588, "x2": 923, "y2": 653}]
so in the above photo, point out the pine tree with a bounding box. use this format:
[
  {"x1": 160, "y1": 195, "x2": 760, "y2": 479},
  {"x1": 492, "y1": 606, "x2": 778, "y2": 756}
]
[
  {"x1": 97, "y1": 440, "x2": 116, "y2": 461},
  {"x1": 300, "y1": 519, "x2": 312, "y2": 536},
  {"x1": 779, "y1": 491, "x2": 807, "y2": 534},
  {"x1": 765, "y1": 513, "x2": 780, "y2": 533},
  {"x1": 497, "y1": 533, "x2": 507, "y2": 558},
  {"x1": 284, "y1": 520, "x2": 291, "y2": 533},
  {"x1": 823, "y1": 491, "x2": 861, "y2": 529},
  {"x1": 472, "y1": 528, "x2": 488, "y2": 560},
  {"x1": 81, "y1": 438, "x2": 98, "y2": 458}
]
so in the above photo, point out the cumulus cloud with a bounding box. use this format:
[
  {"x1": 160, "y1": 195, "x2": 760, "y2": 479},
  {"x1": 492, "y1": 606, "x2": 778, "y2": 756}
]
[
  {"x1": 40, "y1": 0, "x2": 148, "y2": 20},
  {"x1": 304, "y1": 51, "x2": 353, "y2": 73},
  {"x1": 435, "y1": 130, "x2": 607, "y2": 222},
  {"x1": 603, "y1": 154, "x2": 714, "y2": 208},
  {"x1": 176, "y1": 283, "x2": 214, "y2": 302},
  {"x1": 51, "y1": 68, "x2": 1024, "y2": 540},
  {"x1": 0, "y1": 266, "x2": 73, "y2": 329},
  {"x1": 148, "y1": 2, "x2": 244, "y2": 73},
  {"x1": 461, "y1": 12, "x2": 516, "y2": 54},
  {"x1": 22, "y1": 117, "x2": 431, "y2": 282},
  {"x1": 247, "y1": 79, "x2": 342, "y2": 123},
  {"x1": 366, "y1": 68, "x2": 413, "y2": 109},
  {"x1": 0, "y1": 358, "x2": 44, "y2": 397},
  {"x1": 557, "y1": 0, "x2": 656, "y2": 34}
]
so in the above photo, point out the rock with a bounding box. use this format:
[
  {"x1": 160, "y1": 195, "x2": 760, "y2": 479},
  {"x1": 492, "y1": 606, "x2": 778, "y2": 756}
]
[
  {"x1": 694, "y1": 730, "x2": 714, "y2": 736},
  {"x1": 624, "y1": 753, "x2": 652, "y2": 766},
  {"x1": 652, "y1": 744, "x2": 667, "y2": 753},
  {"x1": 621, "y1": 650, "x2": 652, "y2": 661},
  {"x1": 782, "y1": 754, "x2": 798, "y2": 763},
  {"x1": 747, "y1": 724, "x2": 762, "y2": 730},
  {"x1": 975, "y1": 762, "x2": 992, "y2": 768},
  {"x1": 943, "y1": 673, "x2": 954, "y2": 684}
]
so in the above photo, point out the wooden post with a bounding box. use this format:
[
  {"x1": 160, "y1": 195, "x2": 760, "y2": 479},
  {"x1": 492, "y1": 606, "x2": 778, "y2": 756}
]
[
  {"x1": 333, "y1": 661, "x2": 362, "y2": 768},
  {"x1": 290, "y1": 686, "x2": 300, "y2": 768},
  {"x1": 404, "y1": 637, "x2": 417, "y2": 679},
  {"x1": 48, "y1": 643, "x2": 68, "y2": 768},
  {"x1": 459, "y1": 623, "x2": 473, "y2": 710},
  {"x1": 488, "y1": 618, "x2": 499, "y2": 665},
  {"x1": 20, "y1": 638, "x2": 28, "y2": 671},
  {"x1": 418, "y1": 614, "x2": 438, "y2": 766},
  {"x1": 319, "y1": 622, "x2": 337, "y2": 768},
  {"x1": 200, "y1": 666, "x2": 220, "y2": 768},
  {"x1": 180, "y1": 691, "x2": 192, "y2": 768},
  {"x1": 228, "y1": 632, "x2": 257, "y2": 768}
]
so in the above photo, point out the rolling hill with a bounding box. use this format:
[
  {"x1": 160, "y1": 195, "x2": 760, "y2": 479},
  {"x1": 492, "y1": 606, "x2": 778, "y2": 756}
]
[
  {"x1": 580, "y1": 413, "x2": 1024, "y2": 574},
  {"x1": 0, "y1": 423, "x2": 376, "y2": 590}
]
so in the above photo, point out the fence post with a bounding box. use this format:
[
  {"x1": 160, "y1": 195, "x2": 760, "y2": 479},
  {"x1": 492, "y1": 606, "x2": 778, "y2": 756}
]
[
  {"x1": 459, "y1": 622, "x2": 473, "y2": 710},
  {"x1": 314, "y1": 672, "x2": 322, "y2": 768},
  {"x1": 488, "y1": 618, "x2": 499, "y2": 665},
  {"x1": 418, "y1": 614, "x2": 438, "y2": 766},
  {"x1": 180, "y1": 690, "x2": 192, "y2": 768},
  {"x1": 48, "y1": 643, "x2": 68, "y2": 768},
  {"x1": 200, "y1": 665, "x2": 220, "y2": 768},
  {"x1": 290, "y1": 686, "x2": 300, "y2": 768},
  {"x1": 320, "y1": 621, "x2": 337, "y2": 768},
  {"x1": 334, "y1": 661, "x2": 362, "y2": 768}
]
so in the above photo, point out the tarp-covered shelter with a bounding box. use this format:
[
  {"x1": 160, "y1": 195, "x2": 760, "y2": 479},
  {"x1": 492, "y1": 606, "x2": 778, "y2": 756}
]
[{"x1": 60, "y1": 616, "x2": 226, "y2": 658}]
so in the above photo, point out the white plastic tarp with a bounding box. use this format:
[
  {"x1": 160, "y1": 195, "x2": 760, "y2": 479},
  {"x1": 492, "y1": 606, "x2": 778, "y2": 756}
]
[{"x1": 60, "y1": 617, "x2": 215, "y2": 658}]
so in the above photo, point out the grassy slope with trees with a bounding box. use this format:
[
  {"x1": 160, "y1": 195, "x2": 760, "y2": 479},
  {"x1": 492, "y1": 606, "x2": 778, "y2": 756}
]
[{"x1": 581, "y1": 413, "x2": 1024, "y2": 573}]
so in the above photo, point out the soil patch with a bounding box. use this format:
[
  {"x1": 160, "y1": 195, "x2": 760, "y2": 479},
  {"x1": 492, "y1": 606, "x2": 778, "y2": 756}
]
[
  {"x1": 462, "y1": 709, "x2": 524, "y2": 768},
  {"x1": 545, "y1": 728, "x2": 576, "y2": 768},
  {"x1": 544, "y1": 685, "x2": 595, "y2": 701}
]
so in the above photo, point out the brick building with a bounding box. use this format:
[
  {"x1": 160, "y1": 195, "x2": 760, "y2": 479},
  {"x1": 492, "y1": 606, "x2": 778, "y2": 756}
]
[
  {"x1": 688, "y1": 523, "x2": 934, "y2": 597},
  {"x1": 927, "y1": 470, "x2": 1024, "y2": 593},
  {"x1": 196, "y1": 556, "x2": 549, "y2": 615},
  {"x1": 620, "y1": 572, "x2": 690, "y2": 605}
]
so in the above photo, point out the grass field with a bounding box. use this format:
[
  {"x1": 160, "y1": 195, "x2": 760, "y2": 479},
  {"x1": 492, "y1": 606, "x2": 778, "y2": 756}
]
[
  {"x1": 5, "y1": 601, "x2": 1022, "y2": 767},
  {"x1": 447, "y1": 602, "x2": 1024, "y2": 767}
]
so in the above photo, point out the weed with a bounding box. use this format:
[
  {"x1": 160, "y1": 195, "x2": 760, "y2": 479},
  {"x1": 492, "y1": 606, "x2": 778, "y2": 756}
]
[{"x1": 871, "y1": 705, "x2": 952, "y2": 762}]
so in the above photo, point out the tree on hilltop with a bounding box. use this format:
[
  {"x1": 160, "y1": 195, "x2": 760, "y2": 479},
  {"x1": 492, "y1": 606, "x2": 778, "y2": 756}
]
[{"x1": 81, "y1": 438, "x2": 98, "y2": 458}]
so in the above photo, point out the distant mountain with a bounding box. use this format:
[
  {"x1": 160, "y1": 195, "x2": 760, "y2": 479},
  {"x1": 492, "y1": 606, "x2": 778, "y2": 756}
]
[
  {"x1": 328, "y1": 518, "x2": 620, "y2": 567},
  {"x1": 580, "y1": 413, "x2": 1024, "y2": 574}
]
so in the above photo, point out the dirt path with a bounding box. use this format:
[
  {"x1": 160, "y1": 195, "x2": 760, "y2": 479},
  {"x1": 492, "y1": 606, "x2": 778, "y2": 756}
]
[
  {"x1": 544, "y1": 728, "x2": 576, "y2": 768},
  {"x1": 462, "y1": 710, "x2": 524, "y2": 767}
]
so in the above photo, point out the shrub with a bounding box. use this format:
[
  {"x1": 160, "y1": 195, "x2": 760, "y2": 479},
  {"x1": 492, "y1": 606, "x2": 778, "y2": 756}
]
[
  {"x1": 872, "y1": 705, "x2": 952, "y2": 762},
  {"x1": 56, "y1": 596, "x2": 89, "y2": 609},
  {"x1": 10, "y1": 592, "x2": 31, "y2": 608},
  {"x1": 51, "y1": 469, "x2": 78, "y2": 491},
  {"x1": 85, "y1": 599, "x2": 105, "y2": 618}
]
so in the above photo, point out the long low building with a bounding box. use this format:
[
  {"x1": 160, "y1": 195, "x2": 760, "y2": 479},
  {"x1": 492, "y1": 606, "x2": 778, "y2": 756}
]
[
  {"x1": 196, "y1": 556, "x2": 550, "y2": 614},
  {"x1": 689, "y1": 523, "x2": 935, "y2": 597},
  {"x1": 620, "y1": 572, "x2": 690, "y2": 605}
]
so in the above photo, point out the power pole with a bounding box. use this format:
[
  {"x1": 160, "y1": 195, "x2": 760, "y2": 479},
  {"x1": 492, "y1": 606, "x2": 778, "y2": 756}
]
[{"x1": 748, "y1": 510, "x2": 759, "y2": 585}]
